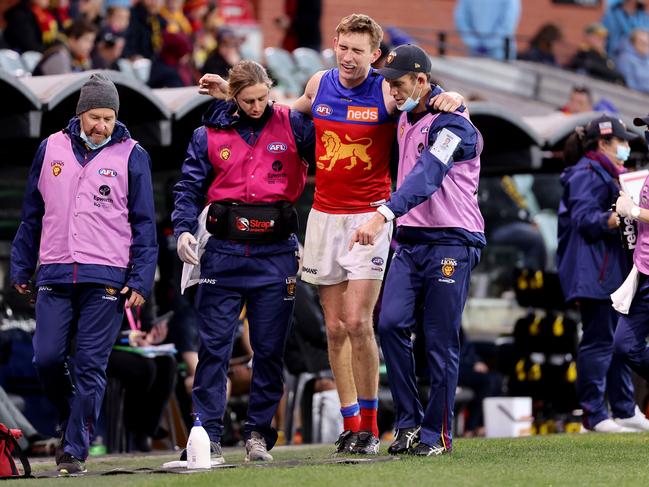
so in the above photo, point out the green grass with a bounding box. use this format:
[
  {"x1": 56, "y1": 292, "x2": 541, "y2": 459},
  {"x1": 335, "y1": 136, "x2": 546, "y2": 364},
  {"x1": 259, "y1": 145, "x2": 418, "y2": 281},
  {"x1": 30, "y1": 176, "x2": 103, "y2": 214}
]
[{"x1": 7, "y1": 433, "x2": 649, "y2": 486}]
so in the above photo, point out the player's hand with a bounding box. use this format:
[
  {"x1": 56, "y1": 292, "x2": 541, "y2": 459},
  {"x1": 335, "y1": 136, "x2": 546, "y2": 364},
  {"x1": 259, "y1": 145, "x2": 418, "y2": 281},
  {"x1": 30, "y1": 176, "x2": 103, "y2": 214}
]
[
  {"x1": 199, "y1": 73, "x2": 229, "y2": 99},
  {"x1": 429, "y1": 91, "x2": 464, "y2": 112},
  {"x1": 607, "y1": 211, "x2": 620, "y2": 229},
  {"x1": 14, "y1": 283, "x2": 31, "y2": 295},
  {"x1": 615, "y1": 191, "x2": 636, "y2": 218},
  {"x1": 177, "y1": 232, "x2": 199, "y2": 265},
  {"x1": 121, "y1": 287, "x2": 145, "y2": 308},
  {"x1": 349, "y1": 213, "x2": 386, "y2": 250}
]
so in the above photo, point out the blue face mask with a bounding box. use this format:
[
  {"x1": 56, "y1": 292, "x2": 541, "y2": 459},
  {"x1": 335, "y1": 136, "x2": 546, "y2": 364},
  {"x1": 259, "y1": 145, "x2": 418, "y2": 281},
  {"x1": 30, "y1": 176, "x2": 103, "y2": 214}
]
[
  {"x1": 397, "y1": 84, "x2": 423, "y2": 113},
  {"x1": 80, "y1": 130, "x2": 111, "y2": 150},
  {"x1": 616, "y1": 144, "x2": 631, "y2": 162}
]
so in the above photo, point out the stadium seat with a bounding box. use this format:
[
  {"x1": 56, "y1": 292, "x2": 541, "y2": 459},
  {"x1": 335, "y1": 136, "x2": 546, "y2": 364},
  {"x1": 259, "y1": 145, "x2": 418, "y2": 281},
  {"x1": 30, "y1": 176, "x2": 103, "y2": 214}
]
[
  {"x1": 0, "y1": 49, "x2": 28, "y2": 77},
  {"x1": 293, "y1": 47, "x2": 324, "y2": 79},
  {"x1": 116, "y1": 58, "x2": 136, "y2": 79},
  {"x1": 264, "y1": 47, "x2": 305, "y2": 97},
  {"x1": 131, "y1": 58, "x2": 152, "y2": 84},
  {"x1": 20, "y1": 51, "x2": 42, "y2": 73},
  {"x1": 321, "y1": 48, "x2": 336, "y2": 69}
]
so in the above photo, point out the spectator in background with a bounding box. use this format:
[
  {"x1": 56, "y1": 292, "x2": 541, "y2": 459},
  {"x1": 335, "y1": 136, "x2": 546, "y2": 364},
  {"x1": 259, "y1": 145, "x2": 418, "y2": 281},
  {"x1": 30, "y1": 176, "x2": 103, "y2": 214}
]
[
  {"x1": 104, "y1": 0, "x2": 131, "y2": 34},
  {"x1": 201, "y1": 27, "x2": 242, "y2": 77},
  {"x1": 4, "y1": 0, "x2": 60, "y2": 53},
  {"x1": 569, "y1": 23, "x2": 626, "y2": 85},
  {"x1": 91, "y1": 28, "x2": 125, "y2": 69},
  {"x1": 277, "y1": 0, "x2": 322, "y2": 52},
  {"x1": 518, "y1": 23, "x2": 563, "y2": 66},
  {"x1": 33, "y1": 18, "x2": 97, "y2": 75},
  {"x1": 184, "y1": 0, "x2": 210, "y2": 34},
  {"x1": 602, "y1": 0, "x2": 649, "y2": 56},
  {"x1": 454, "y1": 0, "x2": 521, "y2": 60},
  {"x1": 148, "y1": 30, "x2": 195, "y2": 87},
  {"x1": 458, "y1": 328, "x2": 502, "y2": 437},
  {"x1": 107, "y1": 303, "x2": 177, "y2": 453},
  {"x1": 560, "y1": 85, "x2": 594, "y2": 114},
  {"x1": 616, "y1": 29, "x2": 649, "y2": 93},
  {"x1": 123, "y1": 0, "x2": 167, "y2": 59},
  {"x1": 160, "y1": 0, "x2": 192, "y2": 36},
  {"x1": 76, "y1": 0, "x2": 103, "y2": 30}
]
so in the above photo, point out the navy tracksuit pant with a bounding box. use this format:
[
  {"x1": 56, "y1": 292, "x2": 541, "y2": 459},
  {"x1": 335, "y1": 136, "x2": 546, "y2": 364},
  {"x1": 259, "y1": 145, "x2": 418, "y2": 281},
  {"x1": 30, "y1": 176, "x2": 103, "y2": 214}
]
[
  {"x1": 614, "y1": 275, "x2": 649, "y2": 382},
  {"x1": 378, "y1": 243, "x2": 480, "y2": 450},
  {"x1": 577, "y1": 299, "x2": 634, "y2": 429},
  {"x1": 32, "y1": 283, "x2": 125, "y2": 460},
  {"x1": 192, "y1": 244, "x2": 298, "y2": 450}
]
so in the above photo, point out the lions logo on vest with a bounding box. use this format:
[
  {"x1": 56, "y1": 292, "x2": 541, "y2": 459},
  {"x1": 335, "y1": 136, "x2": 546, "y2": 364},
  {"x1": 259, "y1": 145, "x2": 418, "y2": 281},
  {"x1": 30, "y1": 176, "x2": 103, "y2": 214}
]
[
  {"x1": 220, "y1": 147, "x2": 231, "y2": 161},
  {"x1": 51, "y1": 161, "x2": 64, "y2": 177},
  {"x1": 441, "y1": 258, "x2": 457, "y2": 278}
]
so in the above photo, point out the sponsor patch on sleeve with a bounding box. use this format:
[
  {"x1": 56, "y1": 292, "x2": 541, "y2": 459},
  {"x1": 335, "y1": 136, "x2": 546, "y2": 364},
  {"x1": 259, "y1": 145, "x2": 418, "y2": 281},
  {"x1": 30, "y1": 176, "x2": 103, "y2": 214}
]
[{"x1": 429, "y1": 128, "x2": 461, "y2": 165}]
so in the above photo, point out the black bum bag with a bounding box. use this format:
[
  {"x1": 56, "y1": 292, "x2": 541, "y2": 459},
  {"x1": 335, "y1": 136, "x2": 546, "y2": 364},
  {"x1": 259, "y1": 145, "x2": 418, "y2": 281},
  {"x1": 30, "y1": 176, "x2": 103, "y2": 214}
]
[{"x1": 206, "y1": 201, "x2": 298, "y2": 242}]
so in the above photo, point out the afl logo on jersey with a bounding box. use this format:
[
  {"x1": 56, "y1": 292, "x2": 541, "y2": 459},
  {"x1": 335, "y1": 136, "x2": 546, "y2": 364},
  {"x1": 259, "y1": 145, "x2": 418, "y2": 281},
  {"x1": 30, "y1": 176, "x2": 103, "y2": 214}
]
[
  {"x1": 315, "y1": 104, "x2": 333, "y2": 116},
  {"x1": 267, "y1": 142, "x2": 287, "y2": 153},
  {"x1": 98, "y1": 168, "x2": 117, "y2": 177}
]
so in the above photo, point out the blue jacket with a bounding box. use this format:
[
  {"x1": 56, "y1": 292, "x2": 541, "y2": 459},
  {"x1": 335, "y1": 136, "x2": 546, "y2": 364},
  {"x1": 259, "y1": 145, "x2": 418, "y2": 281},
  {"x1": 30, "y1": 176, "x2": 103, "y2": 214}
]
[
  {"x1": 602, "y1": 4, "x2": 649, "y2": 56},
  {"x1": 616, "y1": 37, "x2": 649, "y2": 93},
  {"x1": 454, "y1": 0, "x2": 521, "y2": 60},
  {"x1": 556, "y1": 155, "x2": 628, "y2": 302},
  {"x1": 172, "y1": 100, "x2": 315, "y2": 256},
  {"x1": 11, "y1": 118, "x2": 158, "y2": 298}
]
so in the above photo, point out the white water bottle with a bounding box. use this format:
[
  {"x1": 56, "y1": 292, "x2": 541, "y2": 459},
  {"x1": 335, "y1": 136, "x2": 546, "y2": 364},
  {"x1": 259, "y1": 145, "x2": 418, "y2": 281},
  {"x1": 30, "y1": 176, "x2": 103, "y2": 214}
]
[{"x1": 186, "y1": 413, "x2": 211, "y2": 469}]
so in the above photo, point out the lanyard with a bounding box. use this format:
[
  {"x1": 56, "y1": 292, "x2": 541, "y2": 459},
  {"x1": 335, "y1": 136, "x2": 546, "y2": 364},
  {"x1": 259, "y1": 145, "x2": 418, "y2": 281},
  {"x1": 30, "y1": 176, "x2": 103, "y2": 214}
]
[{"x1": 125, "y1": 304, "x2": 142, "y2": 331}]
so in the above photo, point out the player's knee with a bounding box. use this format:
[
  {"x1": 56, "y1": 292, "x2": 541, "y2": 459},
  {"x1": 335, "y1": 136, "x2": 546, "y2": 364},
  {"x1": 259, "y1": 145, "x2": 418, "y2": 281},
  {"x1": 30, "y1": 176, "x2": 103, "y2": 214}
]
[{"x1": 345, "y1": 317, "x2": 373, "y2": 339}]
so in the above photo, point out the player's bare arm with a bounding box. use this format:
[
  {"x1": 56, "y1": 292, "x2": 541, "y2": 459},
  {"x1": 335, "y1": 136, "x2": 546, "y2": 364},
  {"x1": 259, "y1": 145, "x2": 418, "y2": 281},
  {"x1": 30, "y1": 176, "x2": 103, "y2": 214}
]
[{"x1": 292, "y1": 70, "x2": 326, "y2": 115}]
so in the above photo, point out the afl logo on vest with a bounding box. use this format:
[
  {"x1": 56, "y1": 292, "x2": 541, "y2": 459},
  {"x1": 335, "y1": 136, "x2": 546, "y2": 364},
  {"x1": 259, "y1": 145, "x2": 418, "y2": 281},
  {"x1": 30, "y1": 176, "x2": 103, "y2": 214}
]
[
  {"x1": 267, "y1": 142, "x2": 287, "y2": 153},
  {"x1": 98, "y1": 168, "x2": 117, "y2": 177},
  {"x1": 315, "y1": 104, "x2": 333, "y2": 116}
]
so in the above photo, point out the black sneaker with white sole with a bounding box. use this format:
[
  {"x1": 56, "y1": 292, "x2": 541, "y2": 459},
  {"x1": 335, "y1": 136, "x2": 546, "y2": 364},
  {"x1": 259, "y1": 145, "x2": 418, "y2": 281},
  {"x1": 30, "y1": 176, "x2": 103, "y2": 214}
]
[
  {"x1": 410, "y1": 441, "x2": 450, "y2": 457},
  {"x1": 350, "y1": 431, "x2": 379, "y2": 455},
  {"x1": 57, "y1": 453, "x2": 86, "y2": 475},
  {"x1": 388, "y1": 426, "x2": 421, "y2": 455},
  {"x1": 334, "y1": 430, "x2": 357, "y2": 455}
]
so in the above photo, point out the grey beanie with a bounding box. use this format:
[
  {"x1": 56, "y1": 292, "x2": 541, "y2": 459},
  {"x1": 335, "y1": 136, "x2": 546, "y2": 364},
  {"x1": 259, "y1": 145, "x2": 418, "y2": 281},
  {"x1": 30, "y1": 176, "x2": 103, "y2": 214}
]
[{"x1": 76, "y1": 73, "x2": 120, "y2": 116}]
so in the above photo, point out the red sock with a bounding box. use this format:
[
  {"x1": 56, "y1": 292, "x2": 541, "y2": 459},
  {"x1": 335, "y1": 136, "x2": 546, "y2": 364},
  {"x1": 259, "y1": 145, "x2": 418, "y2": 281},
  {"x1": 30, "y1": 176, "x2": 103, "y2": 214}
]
[
  {"x1": 360, "y1": 408, "x2": 378, "y2": 437},
  {"x1": 343, "y1": 414, "x2": 360, "y2": 432}
]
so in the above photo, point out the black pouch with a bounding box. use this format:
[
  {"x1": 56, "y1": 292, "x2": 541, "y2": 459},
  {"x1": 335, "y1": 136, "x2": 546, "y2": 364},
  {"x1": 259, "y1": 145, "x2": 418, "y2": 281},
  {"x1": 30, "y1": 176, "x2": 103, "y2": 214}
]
[{"x1": 206, "y1": 201, "x2": 298, "y2": 242}]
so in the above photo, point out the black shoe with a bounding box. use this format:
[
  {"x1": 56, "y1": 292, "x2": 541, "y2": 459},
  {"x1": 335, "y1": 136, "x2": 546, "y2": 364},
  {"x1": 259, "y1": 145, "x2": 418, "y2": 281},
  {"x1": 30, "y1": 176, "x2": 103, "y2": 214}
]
[
  {"x1": 57, "y1": 453, "x2": 87, "y2": 475},
  {"x1": 334, "y1": 430, "x2": 357, "y2": 455},
  {"x1": 133, "y1": 433, "x2": 152, "y2": 453},
  {"x1": 410, "y1": 441, "x2": 450, "y2": 457},
  {"x1": 54, "y1": 431, "x2": 65, "y2": 465},
  {"x1": 350, "y1": 431, "x2": 379, "y2": 455},
  {"x1": 179, "y1": 441, "x2": 224, "y2": 464},
  {"x1": 388, "y1": 426, "x2": 421, "y2": 455}
]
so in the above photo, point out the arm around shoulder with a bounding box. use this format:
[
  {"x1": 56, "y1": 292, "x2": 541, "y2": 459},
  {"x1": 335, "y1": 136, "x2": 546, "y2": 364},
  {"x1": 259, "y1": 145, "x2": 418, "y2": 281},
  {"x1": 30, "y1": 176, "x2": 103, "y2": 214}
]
[{"x1": 291, "y1": 70, "x2": 325, "y2": 115}]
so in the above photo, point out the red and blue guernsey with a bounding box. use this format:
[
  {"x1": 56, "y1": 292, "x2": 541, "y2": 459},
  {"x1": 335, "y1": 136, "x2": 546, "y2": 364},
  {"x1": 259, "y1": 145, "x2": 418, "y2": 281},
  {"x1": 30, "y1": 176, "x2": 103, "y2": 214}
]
[{"x1": 312, "y1": 69, "x2": 395, "y2": 214}]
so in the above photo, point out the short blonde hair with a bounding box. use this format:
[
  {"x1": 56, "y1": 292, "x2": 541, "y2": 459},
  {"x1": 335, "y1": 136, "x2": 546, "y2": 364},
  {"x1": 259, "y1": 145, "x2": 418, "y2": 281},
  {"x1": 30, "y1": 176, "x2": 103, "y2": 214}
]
[
  {"x1": 227, "y1": 60, "x2": 273, "y2": 100},
  {"x1": 335, "y1": 14, "x2": 383, "y2": 51}
]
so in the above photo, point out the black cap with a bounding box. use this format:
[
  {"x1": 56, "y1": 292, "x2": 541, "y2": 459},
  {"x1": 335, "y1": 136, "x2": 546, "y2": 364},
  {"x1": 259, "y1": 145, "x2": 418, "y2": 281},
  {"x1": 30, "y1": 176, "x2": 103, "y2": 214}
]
[
  {"x1": 585, "y1": 115, "x2": 637, "y2": 141},
  {"x1": 633, "y1": 115, "x2": 649, "y2": 127},
  {"x1": 377, "y1": 44, "x2": 432, "y2": 80}
]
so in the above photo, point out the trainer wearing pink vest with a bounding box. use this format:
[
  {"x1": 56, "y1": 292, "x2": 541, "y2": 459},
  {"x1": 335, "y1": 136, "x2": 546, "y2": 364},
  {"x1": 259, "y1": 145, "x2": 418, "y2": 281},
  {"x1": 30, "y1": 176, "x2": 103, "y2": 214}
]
[
  {"x1": 173, "y1": 61, "x2": 314, "y2": 463},
  {"x1": 10, "y1": 73, "x2": 157, "y2": 475},
  {"x1": 352, "y1": 44, "x2": 485, "y2": 457}
]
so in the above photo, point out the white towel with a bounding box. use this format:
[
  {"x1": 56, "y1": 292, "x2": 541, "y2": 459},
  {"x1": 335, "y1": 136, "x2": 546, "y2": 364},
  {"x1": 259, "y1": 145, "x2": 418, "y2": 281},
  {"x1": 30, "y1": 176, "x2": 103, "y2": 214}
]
[
  {"x1": 180, "y1": 206, "x2": 210, "y2": 294},
  {"x1": 611, "y1": 265, "x2": 639, "y2": 315}
]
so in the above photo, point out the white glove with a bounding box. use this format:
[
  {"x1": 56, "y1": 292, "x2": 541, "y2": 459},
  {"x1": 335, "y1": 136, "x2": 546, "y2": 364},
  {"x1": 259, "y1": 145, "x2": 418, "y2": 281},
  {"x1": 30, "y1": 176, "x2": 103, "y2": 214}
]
[
  {"x1": 177, "y1": 232, "x2": 199, "y2": 265},
  {"x1": 616, "y1": 191, "x2": 636, "y2": 218}
]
